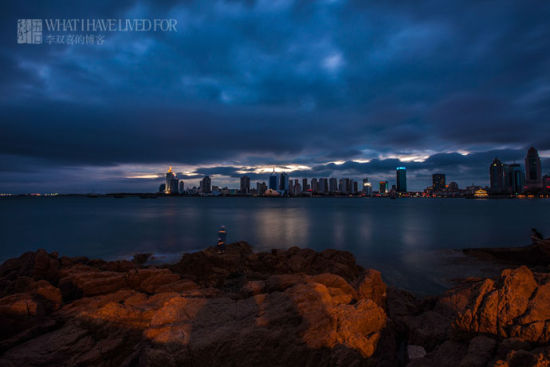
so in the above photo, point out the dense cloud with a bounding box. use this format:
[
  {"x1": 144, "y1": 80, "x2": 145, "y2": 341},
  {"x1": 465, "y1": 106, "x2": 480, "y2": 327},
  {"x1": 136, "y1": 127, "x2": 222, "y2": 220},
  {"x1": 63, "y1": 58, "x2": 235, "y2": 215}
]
[{"x1": 1, "y1": 0, "x2": 549, "y2": 192}]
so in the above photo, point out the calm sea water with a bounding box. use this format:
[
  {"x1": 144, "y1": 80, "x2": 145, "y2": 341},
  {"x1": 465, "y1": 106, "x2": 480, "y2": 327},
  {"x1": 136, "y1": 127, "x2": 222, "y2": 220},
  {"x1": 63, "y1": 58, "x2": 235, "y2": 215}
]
[{"x1": 1, "y1": 197, "x2": 549, "y2": 294}]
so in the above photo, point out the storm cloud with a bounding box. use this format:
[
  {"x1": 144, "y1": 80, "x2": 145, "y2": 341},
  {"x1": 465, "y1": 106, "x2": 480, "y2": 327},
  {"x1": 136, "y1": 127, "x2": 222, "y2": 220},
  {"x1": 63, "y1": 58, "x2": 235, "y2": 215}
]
[{"x1": 1, "y1": 0, "x2": 549, "y2": 192}]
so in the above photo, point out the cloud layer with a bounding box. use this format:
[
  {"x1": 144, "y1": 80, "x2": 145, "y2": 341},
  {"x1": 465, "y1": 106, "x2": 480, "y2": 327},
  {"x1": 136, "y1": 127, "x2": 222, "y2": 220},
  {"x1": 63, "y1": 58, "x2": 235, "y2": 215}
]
[{"x1": 1, "y1": 0, "x2": 549, "y2": 192}]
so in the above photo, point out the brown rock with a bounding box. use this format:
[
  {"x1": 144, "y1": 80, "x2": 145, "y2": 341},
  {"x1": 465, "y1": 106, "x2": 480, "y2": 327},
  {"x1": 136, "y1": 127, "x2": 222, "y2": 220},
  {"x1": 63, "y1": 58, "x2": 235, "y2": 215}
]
[
  {"x1": 452, "y1": 266, "x2": 550, "y2": 343},
  {"x1": 356, "y1": 269, "x2": 387, "y2": 307}
]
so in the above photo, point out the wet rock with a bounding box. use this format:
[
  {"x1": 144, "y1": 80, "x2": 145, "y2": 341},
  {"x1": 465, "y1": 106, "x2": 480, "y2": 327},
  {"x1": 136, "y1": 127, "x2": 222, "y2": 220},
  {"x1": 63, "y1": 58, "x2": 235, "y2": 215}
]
[
  {"x1": 452, "y1": 266, "x2": 550, "y2": 343},
  {"x1": 407, "y1": 345, "x2": 427, "y2": 359}
]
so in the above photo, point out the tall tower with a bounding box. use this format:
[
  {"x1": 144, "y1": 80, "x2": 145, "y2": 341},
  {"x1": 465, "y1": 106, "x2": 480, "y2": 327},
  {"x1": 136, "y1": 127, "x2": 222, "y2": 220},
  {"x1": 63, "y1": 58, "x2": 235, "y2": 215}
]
[
  {"x1": 432, "y1": 173, "x2": 446, "y2": 192},
  {"x1": 525, "y1": 147, "x2": 542, "y2": 191},
  {"x1": 396, "y1": 167, "x2": 407, "y2": 193},
  {"x1": 200, "y1": 176, "x2": 211, "y2": 194},
  {"x1": 269, "y1": 168, "x2": 279, "y2": 190},
  {"x1": 279, "y1": 172, "x2": 289, "y2": 192},
  {"x1": 240, "y1": 175, "x2": 250, "y2": 194},
  {"x1": 165, "y1": 166, "x2": 178, "y2": 194},
  {"x1": 489, "y1": 158, "x2": 504, "y2": 193}
]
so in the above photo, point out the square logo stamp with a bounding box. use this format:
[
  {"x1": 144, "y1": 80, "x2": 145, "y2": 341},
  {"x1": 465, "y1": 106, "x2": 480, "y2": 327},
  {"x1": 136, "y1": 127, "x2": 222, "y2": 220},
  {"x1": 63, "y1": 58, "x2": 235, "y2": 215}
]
[{"x1": 17, "y1": 19, "x2": 43, "y2": 44}]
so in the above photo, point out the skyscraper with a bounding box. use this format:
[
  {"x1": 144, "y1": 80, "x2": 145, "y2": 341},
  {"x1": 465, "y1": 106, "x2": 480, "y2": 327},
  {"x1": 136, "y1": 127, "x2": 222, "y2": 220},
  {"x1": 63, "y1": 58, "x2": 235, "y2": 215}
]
[
  {"x1": 525, "y1": 147, "x2": 542, "y2": 191},
  {"x1": 508, "y1": 164, "x2": 525, "y2": 194},
  {"x1": 240, "y1": 175, "x2": 250, "y2": 194},
  {"x1": 489, "y1": 158, "x2": 504, "y2": 193},
  {"x1": 396, "y1": 167, "x2": 407, "y2": 193},
  {"x1": 269, "y1": 169, "x2": 279, "y2": 190},
  {"x1": 379, "y1": 181, "x2": 388, "y2": 194},
  {"x1": 178, "y1": 181, "x2": 185, "y2": 194},
  {"x1": 432, "y1": 173, "x2": 446, "y2": 192},
  {"x1": 329, "y1": 178, "x2": 338, "y2": 193},
  {"x1": 352, "y1": 180, "x2": 358, "y2": 194},
  {"x1": 279, "y1": 172, "x2": 289, "y2": 192},
  {"x1": 165, "y1": 166, "x2": 179, "y2": 195},
  {"x1": 256, "y1": 182, "x2": 267, "y2": 195},
  {"x1": 199, "y1": 176, "x2": 211, "y2": 194},
  {"x1": 339, "y1": 178, "x2": 350, "y2": 194},
  {"x1": 362, "y1": 178, "x2": 372, "y2": 195},
  {"x1": 318, "y1": 178, "x2": 328, "y2": 194},
  {"x1": 311, "y1": 178, "x2": 319, "y2": 194},
  {"x1": 302, "y1": 178, "x2": 309, "y2": 192},
  {"x1": 292, "y1": 179, "x2": 302, "y2": 195}
]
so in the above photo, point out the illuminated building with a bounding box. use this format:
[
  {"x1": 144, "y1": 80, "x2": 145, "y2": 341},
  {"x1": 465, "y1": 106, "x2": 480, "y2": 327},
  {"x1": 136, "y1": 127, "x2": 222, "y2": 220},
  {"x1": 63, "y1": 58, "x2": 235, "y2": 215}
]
[
  {"x1": 432, "y1": 173, "x2": 446, "y2": 192},
  {"x1": 165, "y1": 166, "x2": 179, "y2": 194},
  {"x1": 379, "y1": 181, "x2": 388, "y2": 194},
  {"x1": 474, "y1": 189, "x2": 489, "y2": 198},
  {"x1": 525, "y1": 147, "x2": 542, "y2": 191},
  {"x1": 396, "y1": 167, "x2": 407, "y2": 193},
  {"x1": 240, "y1": 175, "x2": 250, "y2": 194},
  {"x1": 362, "y1": 178, "x2": 372, "y2": 195}
]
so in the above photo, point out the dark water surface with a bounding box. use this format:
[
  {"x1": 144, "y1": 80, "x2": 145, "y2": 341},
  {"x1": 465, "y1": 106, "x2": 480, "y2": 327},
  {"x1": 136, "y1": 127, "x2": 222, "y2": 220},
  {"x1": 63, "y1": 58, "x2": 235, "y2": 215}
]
[{"x1": 1, "y1": 197, "x2": 549, "y2": 294}]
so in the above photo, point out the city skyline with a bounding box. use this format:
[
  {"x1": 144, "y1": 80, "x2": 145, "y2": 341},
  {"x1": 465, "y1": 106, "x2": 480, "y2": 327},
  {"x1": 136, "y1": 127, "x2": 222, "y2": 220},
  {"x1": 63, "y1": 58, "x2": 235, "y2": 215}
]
[
  {"x1": 2, "y1": 1, "x2": 550, "y2": 193},
  {"x1": 151, "y1": 146, "x2": 548, "y2": 197}
]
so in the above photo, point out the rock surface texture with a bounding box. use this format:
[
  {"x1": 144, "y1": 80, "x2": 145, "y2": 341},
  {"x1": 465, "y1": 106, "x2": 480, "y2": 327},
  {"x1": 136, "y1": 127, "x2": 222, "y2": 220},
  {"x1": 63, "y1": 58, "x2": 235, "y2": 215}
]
[{"x1": 0, "y1": 244, "x2": 549, "y2": 367}]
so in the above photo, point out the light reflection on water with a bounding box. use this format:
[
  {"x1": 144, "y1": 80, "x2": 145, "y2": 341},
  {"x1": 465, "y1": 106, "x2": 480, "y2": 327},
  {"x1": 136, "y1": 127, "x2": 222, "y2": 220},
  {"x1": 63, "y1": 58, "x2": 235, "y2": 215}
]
[{"x1": 1, "y1": 196, "x2": 549, "y2": 294}]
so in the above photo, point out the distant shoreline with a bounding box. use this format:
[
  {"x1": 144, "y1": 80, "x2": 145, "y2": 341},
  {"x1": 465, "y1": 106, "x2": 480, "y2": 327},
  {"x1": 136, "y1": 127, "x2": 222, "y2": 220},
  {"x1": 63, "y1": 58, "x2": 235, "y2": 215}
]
[{"x1": 1, "y1": 192, "x2": 549, "y2": 199}]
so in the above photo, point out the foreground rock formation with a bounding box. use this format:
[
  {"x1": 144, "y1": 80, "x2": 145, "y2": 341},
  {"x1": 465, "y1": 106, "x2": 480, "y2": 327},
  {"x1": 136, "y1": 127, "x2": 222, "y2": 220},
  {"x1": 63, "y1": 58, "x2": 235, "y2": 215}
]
[{"x1": 0, "y1": 243, "x2": 549, "y2": 366}]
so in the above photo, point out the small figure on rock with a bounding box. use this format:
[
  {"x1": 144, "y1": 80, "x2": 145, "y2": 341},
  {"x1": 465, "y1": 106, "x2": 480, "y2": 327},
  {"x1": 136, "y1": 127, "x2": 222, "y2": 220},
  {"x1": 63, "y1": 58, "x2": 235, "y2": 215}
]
[
  {"x1": 531, "y1": 228, "x2": 544, "y2": 244},
  {"x1": 217, "y1": 225, "x2": 227, "y2": 254}
]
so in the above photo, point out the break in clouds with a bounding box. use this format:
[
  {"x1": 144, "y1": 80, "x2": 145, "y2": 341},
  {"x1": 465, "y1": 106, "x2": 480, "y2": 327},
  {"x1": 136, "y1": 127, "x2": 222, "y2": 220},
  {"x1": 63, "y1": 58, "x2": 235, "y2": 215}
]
[{"x1": 1, "y1": 0, "x2": 550, "y2": 192}]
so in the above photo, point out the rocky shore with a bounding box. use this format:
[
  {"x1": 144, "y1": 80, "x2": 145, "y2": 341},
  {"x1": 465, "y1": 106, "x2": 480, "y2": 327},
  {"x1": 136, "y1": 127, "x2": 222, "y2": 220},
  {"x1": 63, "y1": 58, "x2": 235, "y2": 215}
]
[{"x1": 0, "y1": 243, "x2": 549, "y2": 366}]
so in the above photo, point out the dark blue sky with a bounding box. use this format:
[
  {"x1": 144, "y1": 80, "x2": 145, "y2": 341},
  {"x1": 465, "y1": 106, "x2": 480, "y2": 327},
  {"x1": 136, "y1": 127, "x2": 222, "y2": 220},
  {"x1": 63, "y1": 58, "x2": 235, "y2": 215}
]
[{"x1": 1, "y1": 0, "x2": 549, "y2": 193}]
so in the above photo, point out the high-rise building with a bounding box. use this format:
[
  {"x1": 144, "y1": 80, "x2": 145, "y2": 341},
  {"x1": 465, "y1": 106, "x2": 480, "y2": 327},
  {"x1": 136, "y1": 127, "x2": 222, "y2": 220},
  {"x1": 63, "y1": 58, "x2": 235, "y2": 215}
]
[
  {"x1": 489, "y1": 158, "x2": 504, "y2": 193},
  {"x1": 379, "y1": 181, "x2": 388, "y2": 194},
  {"x1": 164, "y1": 166, "x2": 179, "y2": 194},
  {"x1": 302, "y1": 178, "x2": 309, "y2": 192},
  {"x1": 292, "y1": 179, "x2": 302, "y2": 195},
  {"x1": 362, "y1": 178, "x2": 372, "y2": 195},
  {"x1": 256, "y1": 182, "x2": 267, "y2": 195},
  {"x1": 329, "y1": 178, "x2": 338, "y2": 193},
  {"x1": 269, "y1": 169, "x2": 279, "y2": 190},
  {"x1": 432, "y1": 173, "x2": 446, "y2": 192},
  {"x1": 158, "y1": 183, "x2": 166, "y2": 193},
  {"x1": 240, "y1": 176, "x2": 250, "y2": 194},
  {"x1": 508, "y1": 164, "x2": 525, "y2": 194},
  {"x1": 339, "y1": 178, "x2": 350, "y2": 194},
  {"x1": 352, "y1": 180, "x2": 358, "y2": 194},
  {"x1": 318, "y1": 178, "x2": 328, "y2": 194},
  {"x1": 525, "y1": 147, "x2": 542, "y2": 191},
  {"x1": 178, "y1": 181, "x2": 185, "y2": 194},
  {"x1": 199, "y1": 176, "x2": 211, "y2": 194},
  {"x1": 396, "y1": 167, "x2": 407, "y2": 193},
  {"x1": 543, "y1": 175, "x2": 550, "y2": 191},
  {"x1": 311, "y1": 178, "x2": 319, "y2": 194},
  {"x1": 448, "y1": 182, "x2": 459, "y2": 192},
  {"x1": 279, "y1": 172, "x2": 289, "y2": 192}
]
